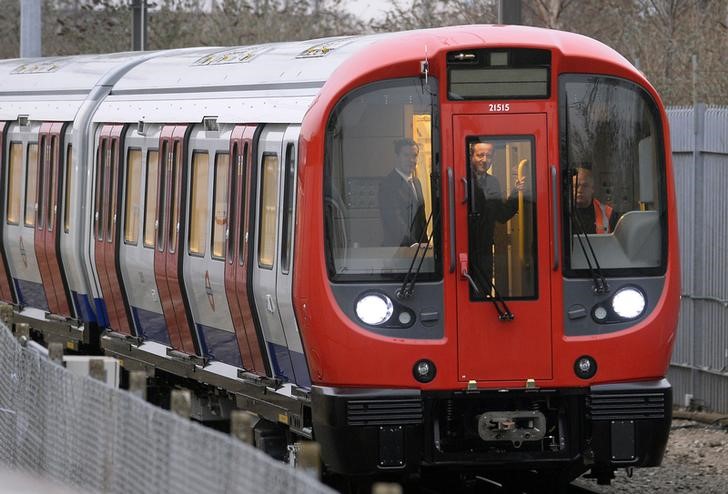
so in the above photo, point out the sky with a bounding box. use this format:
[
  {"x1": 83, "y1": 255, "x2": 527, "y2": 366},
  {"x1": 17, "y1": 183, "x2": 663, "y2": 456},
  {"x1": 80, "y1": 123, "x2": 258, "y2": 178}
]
[{"x1": 346, "y1": 0, "x2": 395, "y2": 21}]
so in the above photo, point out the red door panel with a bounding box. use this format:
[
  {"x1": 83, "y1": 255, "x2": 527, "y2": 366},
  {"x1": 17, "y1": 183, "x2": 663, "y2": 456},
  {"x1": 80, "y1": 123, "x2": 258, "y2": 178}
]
[
  {"x1": 454, "y1": 113, "x2": 553, "y2": 382},
  {"x1": 0, "y1": 122, "x2": 15, "y2": 302},
  {"x1": 35, "y1": 122, "x2": 72, "y2": 316},
  {"x1": 154, "y1": 125, "x2": 196, "y2": 353},
  {"x1": 224, "y1": 125, "x2": 266, "y2": 374},
  {"x1": 93, "y1": 124, "x2": 133, "y2": 333}
]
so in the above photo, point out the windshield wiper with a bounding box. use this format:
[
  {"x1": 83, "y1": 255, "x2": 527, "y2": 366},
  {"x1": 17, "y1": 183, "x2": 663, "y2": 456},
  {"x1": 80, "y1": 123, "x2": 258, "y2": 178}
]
[
  {"x1": 568, "y1": 169, "x2": 609, "y2": 294},
  {"x1": 397, "y1": 209, "x2": 438, "y2": 299},
  {"x1": 466, "y1": 262, "x2": 514, "y2": 321}
]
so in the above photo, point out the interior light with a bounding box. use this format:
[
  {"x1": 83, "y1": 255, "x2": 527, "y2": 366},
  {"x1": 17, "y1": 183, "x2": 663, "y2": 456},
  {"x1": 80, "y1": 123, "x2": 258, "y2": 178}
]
[
  {"x1": 355, "y1": 293, "x2": 393, "y2": 326},
  {"x1": 612, "y1": 287, "x2": 646, "y2": 320}
]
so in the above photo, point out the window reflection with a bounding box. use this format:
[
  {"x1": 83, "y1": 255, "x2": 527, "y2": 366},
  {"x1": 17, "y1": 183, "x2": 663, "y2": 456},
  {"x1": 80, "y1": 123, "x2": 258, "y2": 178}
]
[
  {"x1": 324, "y1": 78, "x2": 440, "y2": 281},
  {"x1": 467, "y1": 137, "x2": 537, "y2": 299},
  {"x1": 561, "y1": 76, "x2": 665, "y2": 272}
]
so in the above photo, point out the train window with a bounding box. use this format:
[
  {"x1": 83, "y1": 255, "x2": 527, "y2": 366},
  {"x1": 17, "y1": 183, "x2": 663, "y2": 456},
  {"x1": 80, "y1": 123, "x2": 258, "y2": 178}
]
[
  {"x1": 94, "y1": 140, "x2": 106, "y2": 240},
  {"x1": 7, "y1": 142, "x2": 23, "y2": 225},
  {"x1": 258, "y1": 153, "x2": 278, "y2": 269},
  {"x1": 37, "y1": 137, "x2": 46, "y2": 229},
  {"x1": 24, "y1": 143, "x2": 38, "y2": 228},
  {"x1": 48, "y1": 136, "x2": 59, "y2": 232},
  {"x1": 324, "y1": 77, "x2": 442, "y2": 282},
  {"x1": 64, "y1": 144, "x2": 72, "y2": 233},
  {"x1": 560, "y1": 75, "x2": 666, "y2": 275},
  {"x1": 465, "y1": 137, "x2": 537, "y2": 299},
  {"x1": 124, "y1": 148, "x2": 142, "y2": 245},
  {"x1": 238, "y1": 143, "x2": 249, "y2": 267},
  {"x1": 212, "y1": 152, "x2": 229, "y2": 260},
  {"x1": 280, "y1": 143, "x2": 295, "y2": 274},
  {"x1": 156, "y1": 143, "x2": 167, "y2": 251},
  {"x1": 169, "y1": 141, "x2": 181, "y2": 253},
  {"x1": 226, "y1": 146, "x2": 239, "y2": 264},
  {"x1": 144, "y1": 150, "x2": 159, "y2": 248},
  {"x1": 189, "y1": 151, "x2": 209, "y2": 256},
  {"x1": 107, "y1": 140, "x2": 117, "y2": 243}
]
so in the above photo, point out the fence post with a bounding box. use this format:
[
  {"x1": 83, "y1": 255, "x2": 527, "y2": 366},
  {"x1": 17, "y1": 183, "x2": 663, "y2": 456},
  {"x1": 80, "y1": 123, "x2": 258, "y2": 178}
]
[
  {"x1": 372, "y1": 482, "x2": 402, "y2": 494},
  {"x1": 231, "y1": 410, "x2": 257, "y2": 445},
  {"x1": 295, "y1": 441, "x2": 321, "y2": 479},
  {"x1": 691, "y1": 103, "x2": 706, "y2": 408},
  {"x1": 171, "y1": 389, "x2": 192, "y2": 419},
  {"x1": 129, "y1": 370, "x2": 147, "y2": 400},
  {"x1": 48, "y1": 342, "x2": 63, "y2": 364}
]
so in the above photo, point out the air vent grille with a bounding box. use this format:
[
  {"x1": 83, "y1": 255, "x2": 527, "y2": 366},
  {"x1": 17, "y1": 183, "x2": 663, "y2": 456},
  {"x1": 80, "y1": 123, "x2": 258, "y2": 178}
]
[
  {"x1": 346, "y1": 399, "x2": 423, "y2": 426},
  {"x1": 588, "y1": 392, "x2": 666, "y2": 421}
]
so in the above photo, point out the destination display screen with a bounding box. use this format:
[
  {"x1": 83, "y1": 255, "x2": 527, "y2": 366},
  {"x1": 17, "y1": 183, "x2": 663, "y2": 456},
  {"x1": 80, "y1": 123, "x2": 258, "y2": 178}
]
[{"x1": 448, "y1": 49, "x2": 551, "y2": 100}]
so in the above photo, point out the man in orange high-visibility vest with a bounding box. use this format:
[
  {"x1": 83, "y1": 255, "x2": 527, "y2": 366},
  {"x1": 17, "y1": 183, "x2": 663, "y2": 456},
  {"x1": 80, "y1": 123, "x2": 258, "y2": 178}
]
[{"x1": 573, "y1": 167, "x2": 619, "y2": 234}]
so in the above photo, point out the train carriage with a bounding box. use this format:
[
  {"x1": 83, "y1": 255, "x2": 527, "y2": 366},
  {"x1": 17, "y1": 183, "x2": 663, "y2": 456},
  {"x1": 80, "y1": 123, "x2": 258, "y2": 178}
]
[{"x1": 0, "y1": 25, "x2": 679, "y2": 489}]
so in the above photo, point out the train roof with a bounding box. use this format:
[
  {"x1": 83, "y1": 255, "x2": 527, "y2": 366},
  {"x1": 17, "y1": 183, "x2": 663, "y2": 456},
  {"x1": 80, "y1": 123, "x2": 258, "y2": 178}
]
[{"x1": 0, "y1": 25, "x2": 641, "y2": 123}]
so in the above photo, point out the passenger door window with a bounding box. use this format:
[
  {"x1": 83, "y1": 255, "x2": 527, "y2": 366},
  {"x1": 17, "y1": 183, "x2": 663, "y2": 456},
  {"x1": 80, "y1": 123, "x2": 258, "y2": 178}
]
[
  {"x1": 258, "y1": 153, "x2": 278, "y2": 269},
  {"x1": 25, "y1": 143, "x2": 38, "y2": 227}
]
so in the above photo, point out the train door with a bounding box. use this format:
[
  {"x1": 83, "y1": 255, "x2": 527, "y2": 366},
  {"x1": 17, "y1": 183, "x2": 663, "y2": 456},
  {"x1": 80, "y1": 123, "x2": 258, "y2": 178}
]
[
  {"x1": 251, "y1": 125, "x2": 296, "y2": 382},
  {"x1": 155, "y1": 125, "x2": 198, "y2": 354},
  {"x1": 225, "y1": 125, "x2": 267, "y2": 374},
  {"x1": 275, "y1": 127, "x2": 310, "y2": 386},
  {"x1": 0, "y1": 122, "x2": 15, "y2": 302},
  {"x1": 180, "y1": 124, "x2": 243, "y2": 366},
  {"x1": 453, "y1": 113, "x2": 553, "y2": 382},
  {"x1": 93, "y1": 125, "x2": 133, "y2": 334},
  {"x1": 35, "y1": 122, "x2": 73, "y2": 317},
  {"x1": 5, "y1": 121, "x2": 46, "y2": 309},
  {"x1": 118, "y1": 125, "x2": 169, "y2": 342}
]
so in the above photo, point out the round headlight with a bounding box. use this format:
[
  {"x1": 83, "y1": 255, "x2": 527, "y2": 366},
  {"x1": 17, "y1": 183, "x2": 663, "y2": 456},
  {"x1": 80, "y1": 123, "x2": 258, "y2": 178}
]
[
  {"x1": 355, "y1": 293, "x2": 394, "y2": 326},
  {"x1": 612, "y1": 287, "x2": 646, "y2": 320}
]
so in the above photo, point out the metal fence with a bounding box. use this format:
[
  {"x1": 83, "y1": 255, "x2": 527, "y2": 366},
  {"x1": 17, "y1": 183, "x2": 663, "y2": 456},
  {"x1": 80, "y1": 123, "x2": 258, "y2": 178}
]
[
  {"x1": 0, "y1": 323, "x2": 334, "y2": 494},
  {"x1": 668, "y1": 105, "x2": 728, "y2": 413}
]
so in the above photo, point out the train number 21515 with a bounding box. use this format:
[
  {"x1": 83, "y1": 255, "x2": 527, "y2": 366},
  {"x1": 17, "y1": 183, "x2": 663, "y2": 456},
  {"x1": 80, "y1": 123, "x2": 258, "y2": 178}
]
[{"x1": 489, "y1": 103, "x2": 511, "y2": 112}]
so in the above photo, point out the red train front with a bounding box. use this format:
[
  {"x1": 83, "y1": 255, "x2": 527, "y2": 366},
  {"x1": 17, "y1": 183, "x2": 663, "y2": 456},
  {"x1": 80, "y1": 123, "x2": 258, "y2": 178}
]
[{"x1": 295, "y1": 26, "x2": 679, "y2": 484}]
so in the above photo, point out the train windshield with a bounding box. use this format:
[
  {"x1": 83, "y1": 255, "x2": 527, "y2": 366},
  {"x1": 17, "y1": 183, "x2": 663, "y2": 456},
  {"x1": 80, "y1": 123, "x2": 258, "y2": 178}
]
[
  {"x1": 560, "y1": 75, "x2": 667, "y2": 276},
  {"x1": 324, "y1": 77, "x2": 442, "y2": 282}
]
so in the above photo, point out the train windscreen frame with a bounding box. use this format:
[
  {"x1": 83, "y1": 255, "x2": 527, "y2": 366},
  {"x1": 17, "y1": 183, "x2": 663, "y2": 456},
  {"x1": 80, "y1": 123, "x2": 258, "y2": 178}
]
[{"x1": 324, "y1": 77, "x2": 442, "y2": 283}]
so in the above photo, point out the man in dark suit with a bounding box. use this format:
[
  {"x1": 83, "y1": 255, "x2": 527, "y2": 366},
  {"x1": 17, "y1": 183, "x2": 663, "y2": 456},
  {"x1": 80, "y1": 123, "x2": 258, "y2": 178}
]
[
  {"x1": 379, "y1": 138, "x2": 427, "y2": 247},
  {"x1": 469, "y1": 141, "x2": 525, "y2": 288}
]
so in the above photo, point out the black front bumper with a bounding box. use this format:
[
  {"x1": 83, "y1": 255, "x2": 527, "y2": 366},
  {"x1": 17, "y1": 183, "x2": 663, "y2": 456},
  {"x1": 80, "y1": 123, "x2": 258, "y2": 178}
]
[{"x1": 311, "y1": 379, "x2": 672, "y2": 476}]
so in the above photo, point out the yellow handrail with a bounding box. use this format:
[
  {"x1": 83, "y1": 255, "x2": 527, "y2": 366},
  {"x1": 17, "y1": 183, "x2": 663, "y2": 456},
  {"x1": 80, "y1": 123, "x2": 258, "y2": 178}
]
[{"x1": 517, "y1": 159, "x2": 528, "y2": 261}]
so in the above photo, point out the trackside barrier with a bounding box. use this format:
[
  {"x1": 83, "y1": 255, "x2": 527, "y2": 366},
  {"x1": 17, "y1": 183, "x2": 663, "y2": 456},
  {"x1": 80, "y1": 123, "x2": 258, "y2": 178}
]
[
  {"x1": 0, "y1": 322, "x2": 335, "y2": 494},
  {"x1": 668, "y1": 105, "x2": 728, "y2": 414}
]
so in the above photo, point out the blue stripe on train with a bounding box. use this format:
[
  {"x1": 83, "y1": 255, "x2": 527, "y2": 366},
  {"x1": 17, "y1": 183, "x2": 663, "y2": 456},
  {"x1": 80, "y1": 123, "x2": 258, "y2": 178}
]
[
  {"x1": 71, "y1": 291, "x2": 98, "y2": 324},
  {"x1": 267, "y1": 341, "x2": 311, "y2": 388},
  {"x1": 196, "y1": 323, "x2": 243, "y2": 368},
  {"x1": 14, "y1": 278, "x2": 49, "y2": 311},
  {"x1": 131, "y1": 306, "x2": 170, "y2": 346},
  {"x1": 94, "y1": 298, "x2": 110, "y2": 328}
]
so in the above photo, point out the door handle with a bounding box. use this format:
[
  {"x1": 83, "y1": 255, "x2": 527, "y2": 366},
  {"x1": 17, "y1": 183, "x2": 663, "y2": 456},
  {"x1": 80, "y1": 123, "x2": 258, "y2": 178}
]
[{"x1": 458, "y1": 253, "x2": 480, "y2": 295}]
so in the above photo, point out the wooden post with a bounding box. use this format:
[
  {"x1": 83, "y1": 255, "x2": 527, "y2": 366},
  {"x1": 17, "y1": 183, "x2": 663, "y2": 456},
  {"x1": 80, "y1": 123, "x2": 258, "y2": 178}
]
[
  {"x1": 295, "y1": 441, "x2": 321, "y2": 479},
  {"x1": 372, "y1": 482, "x2": 403, "y2": 494},
  {"x1": 89, "y1": 359, "x2": 107, "y2": 382},
  {"x1": 171, "y1": 389, "x2": 192, "y2": 419},
  {"x1": 129, "y1": 370, "x2": 147, "y2": 400},
  {"x1": 48, "y1": 342, "x2": 63, "y2": 364},
  {"x1": 230, "y1": 410, "x2": 257, "y2": 445}
]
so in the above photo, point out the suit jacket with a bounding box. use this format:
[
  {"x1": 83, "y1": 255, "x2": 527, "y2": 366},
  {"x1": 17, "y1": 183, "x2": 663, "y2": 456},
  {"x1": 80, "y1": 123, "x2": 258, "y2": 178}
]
[
  {"x1": 470, "y1": 172, "x2": 519, "y2": 284},
  {"x1": 378, "y1": 170, "x2": 427, "y2": 246}
]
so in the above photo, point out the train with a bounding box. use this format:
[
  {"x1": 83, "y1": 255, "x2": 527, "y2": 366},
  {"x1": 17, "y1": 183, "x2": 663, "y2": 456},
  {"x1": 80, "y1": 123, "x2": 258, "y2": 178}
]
[{"x1": 0, "y1": 25, "x2": 679, "y2": 490}]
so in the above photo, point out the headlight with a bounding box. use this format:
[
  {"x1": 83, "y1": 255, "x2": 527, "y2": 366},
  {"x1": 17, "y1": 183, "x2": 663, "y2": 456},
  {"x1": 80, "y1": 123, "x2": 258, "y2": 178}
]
[
  {"x1": 611, "y1": 287, "x2": 646, "y2": 320},
  {"x1": 355, "y1": 293, "x2": 393, "y2": 326}
]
